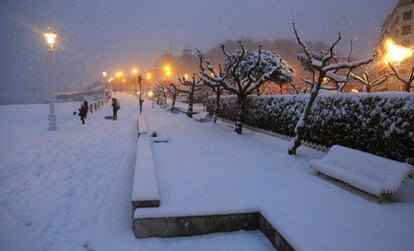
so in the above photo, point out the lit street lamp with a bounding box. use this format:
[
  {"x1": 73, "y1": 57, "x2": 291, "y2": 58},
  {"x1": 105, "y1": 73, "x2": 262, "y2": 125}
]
[
  {"x1": 102, "y1": 71, "x2": 107, "y2": 98},
  {"x1": 148, "y1": 91, "x2": 154, "y2": 108},
  {"x1": 163, "y1": 64, "x2": 172, "y2": 81},
  {"x1": 132, "y1": 68, "x2": 139, "y2": 95},
  {"x1": 382, "y1": 39, "x2": 413, "y2": 90},
  {"x1": 44, "y1": 29, "x2": 58, "y2": 130}
]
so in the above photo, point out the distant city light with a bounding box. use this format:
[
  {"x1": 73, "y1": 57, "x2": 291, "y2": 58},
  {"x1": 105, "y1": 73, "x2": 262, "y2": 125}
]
[{"x1": 115, "y1": 71, "x2": 124, "y2": 78}]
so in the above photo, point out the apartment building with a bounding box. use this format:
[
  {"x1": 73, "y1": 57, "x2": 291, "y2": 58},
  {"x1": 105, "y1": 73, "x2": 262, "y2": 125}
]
[{"x1": 374, "y1": 0, "x2": 414, "y2": 92}]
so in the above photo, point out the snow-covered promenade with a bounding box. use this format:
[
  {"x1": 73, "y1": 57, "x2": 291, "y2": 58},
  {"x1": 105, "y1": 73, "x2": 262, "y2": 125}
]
[
  {"x1": 0, "y1": 93, "x2": 272, "y2": 251},
  {"x1": 1, "y1": 93, "x2": 413, "y2": 251}
]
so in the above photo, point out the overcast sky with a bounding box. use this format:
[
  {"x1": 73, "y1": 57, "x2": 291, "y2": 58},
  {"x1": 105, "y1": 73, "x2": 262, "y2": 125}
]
[{"x1": 0, "y1": 0, "x2": 395, "y2": 93}]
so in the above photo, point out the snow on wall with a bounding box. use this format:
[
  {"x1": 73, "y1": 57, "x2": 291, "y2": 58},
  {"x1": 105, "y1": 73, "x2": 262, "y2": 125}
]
[{"x1": 207, "y1": 92, "x2": 414, "y2": 164}]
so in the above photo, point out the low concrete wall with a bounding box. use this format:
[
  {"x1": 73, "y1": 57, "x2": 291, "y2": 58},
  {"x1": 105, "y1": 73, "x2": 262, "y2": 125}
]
[{"x1": 134, "y1": 211, "x2": 295, "y2": 251}]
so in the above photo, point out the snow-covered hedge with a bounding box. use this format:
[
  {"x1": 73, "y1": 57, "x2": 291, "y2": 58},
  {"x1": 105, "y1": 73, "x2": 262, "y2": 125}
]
[{"x1": 207, "y1": 93, "x2": 414, "y2": 164}]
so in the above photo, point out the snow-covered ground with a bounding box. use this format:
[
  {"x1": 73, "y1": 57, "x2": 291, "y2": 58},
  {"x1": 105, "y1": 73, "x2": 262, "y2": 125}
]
[
  {"x1": 0, "y1": 93, "x2": 274, "y2": 251},
  {"x1": 139, "y1": 99, "x2": 414, "y2": 251},
  {"x1": 1, "y1": 93, "x2": 413, "y2": 251}
]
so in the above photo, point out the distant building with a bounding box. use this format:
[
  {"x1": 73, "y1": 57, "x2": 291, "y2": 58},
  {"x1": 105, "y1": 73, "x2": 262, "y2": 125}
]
[
  {"x1": 374, "y1": 0, "x2": 414, "y2": 92},
  {"x1": 180, "y1": 43, "x2": 198, "y2": 75}
]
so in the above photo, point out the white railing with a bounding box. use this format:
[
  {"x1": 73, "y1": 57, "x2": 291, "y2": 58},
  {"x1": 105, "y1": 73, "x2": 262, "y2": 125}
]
[{"x1": 217, "y1": 117, "x2": 329, "y2": 152}]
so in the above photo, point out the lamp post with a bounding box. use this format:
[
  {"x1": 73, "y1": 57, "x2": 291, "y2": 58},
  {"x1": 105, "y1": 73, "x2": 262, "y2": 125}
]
[
  {"x1": 146, "y1": 73, "x2": 152, "y2": 98},
  {"x1": 102, "y1": 71, "x2": 107, "y2": 100},
  {"x1": 148, "y1": 91, "x2": 154, "y2": 108},
  {"x1": 164, "y1": 64, "x2": 172, "y2": 81},
  {"x1": 44, "y1": 29, "x2": 57, "y2": 131},
  {"x1": 138, "y1": 75, "x2": 143, "y2": 114},
  {"x1": 132, "y1": 68, "x2": 138, "y2": 95}
]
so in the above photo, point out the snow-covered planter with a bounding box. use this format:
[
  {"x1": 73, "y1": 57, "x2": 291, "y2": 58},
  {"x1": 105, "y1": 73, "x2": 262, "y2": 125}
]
[
  {"x1": 310, "y1": 145, "x2": 413, "y2": 201},
  {"x1": 207, "y1": 92, "x2": 414, "y2": 164}
]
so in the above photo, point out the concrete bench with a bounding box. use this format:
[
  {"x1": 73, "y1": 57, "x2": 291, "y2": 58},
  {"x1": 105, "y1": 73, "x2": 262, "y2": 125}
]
[
  {"x1": 138, "y1": 117, "x2": 148, "y2": 136},
  {"x1": 132, "y1": 134, "x2": 160, "y2": 209},
  {"x1": 310, "y1": 145, "x2": 413, "y2": 202}
]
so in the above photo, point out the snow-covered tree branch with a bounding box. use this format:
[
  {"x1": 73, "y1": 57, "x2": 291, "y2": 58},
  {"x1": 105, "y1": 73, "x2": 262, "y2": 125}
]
[
  {"x1": 288, "y1": 21, "x2": 375, "y2": 155},
  {"x1": 388, "y1": 63, "x2": 414, "y2": 92},
  {"x1": 198, "y1": 42, "x2": 293, "y2": 134},
  {"x1": 351, "y1": 69, "x2": 387, "y2": 93},
  {"x1": 178, "y1": 73, "x2": 203, "y2": 117}
]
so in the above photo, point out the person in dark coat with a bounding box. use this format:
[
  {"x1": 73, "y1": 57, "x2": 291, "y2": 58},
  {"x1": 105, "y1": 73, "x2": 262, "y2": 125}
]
[
  {"x1": 112, "y1": 98, "x2": 120, "y2": 120},
  {"x1": 78, "y1": 100, "x2": 89, "y2": 124}
]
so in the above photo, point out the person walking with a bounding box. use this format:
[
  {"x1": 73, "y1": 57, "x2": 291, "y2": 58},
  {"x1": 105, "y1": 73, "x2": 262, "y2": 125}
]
[
  {"x1": 112, "y1": 98, "x2": 120, "y2": 120},
  {"x1": 78, "y1": 100, "x2": 89, "y2": 124}
]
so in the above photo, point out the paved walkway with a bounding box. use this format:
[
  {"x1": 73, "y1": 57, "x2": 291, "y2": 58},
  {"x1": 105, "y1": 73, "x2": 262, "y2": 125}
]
[{"x1": 140, "y1": 102, "x2": 414, "y2": 251}]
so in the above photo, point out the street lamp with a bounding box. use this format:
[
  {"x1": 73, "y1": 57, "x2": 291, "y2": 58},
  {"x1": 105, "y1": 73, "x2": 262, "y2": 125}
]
[
  {"x1": 115, "y1": 71, "x2": 124, "y2": 78},
  {"x1": 108, "y1": 77, "x2": 113, "y2": 90},
  {"x1": 382, "y1": 39, "x2": 413, "y2": 90},
  {"x1": 44, "y1": 29, "x2": 58, "y2": 130},
  {"x1": 132, "y1": 68, "x2": 139, "y2": 96},
  {"x1": 166, "y1": 70, "x2": 172, "y2": 81},
  {"x1": 383, "y1": 39, "x2": 413, "y2": 64},
  {"x1": 163, "y1": 64, "x2": 172, "y2": 81},
  {"x1": 148, "y1": 91, "x2": 154, "y2": 108},
  {"x1": 102, "y1": 71, "x2": 107, "y2": 98}
]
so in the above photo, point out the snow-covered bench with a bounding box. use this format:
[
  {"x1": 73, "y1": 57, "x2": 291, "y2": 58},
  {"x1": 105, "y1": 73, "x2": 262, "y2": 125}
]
[
  {"x1": 310, "y1": 145, "x2": 413, "y2": 202},
  {"x1": 132, "y1": 134, "x2": 160, "y2": 209},
  {"x1": 138, "y1": 117, "x2": 148, "y2": 136}
]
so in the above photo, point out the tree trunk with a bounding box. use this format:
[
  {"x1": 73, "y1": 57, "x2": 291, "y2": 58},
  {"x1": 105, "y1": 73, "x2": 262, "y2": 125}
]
[
  {"x1": 235, "y1": 95, "x2": 247, "y2": 134},
  {"x1": 406, "y1": 82, "x2": 411, "y2": 93},
  {"x1": 366, "y1": 85, "x2": 371, "y2": 93},
  {"x1": 213, "y1": 90, "x2": 221, "y2": 123},
  {"x1": 187, "y1": 85, "x2": 195, "y2": 118},
  {"x1": 172, "y1": 93, "x2": 176, "y2": 107},
  {"x1": 288, "y1": 75, "x2": 323, "y2": 155}
]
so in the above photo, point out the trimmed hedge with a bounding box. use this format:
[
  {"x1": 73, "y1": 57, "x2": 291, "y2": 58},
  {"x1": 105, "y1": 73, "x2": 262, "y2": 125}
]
[{"x1": 207, "y1": 93, "x2": 414, "y2": 164}]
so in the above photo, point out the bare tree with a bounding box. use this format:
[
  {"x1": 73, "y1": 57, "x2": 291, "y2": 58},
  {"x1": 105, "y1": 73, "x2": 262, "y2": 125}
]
[
  {"x1": 388, "y1": 63, "x2": 414, "y2": 92},
  {"x1": 288, "y1": 22, "x2": 375, "y2": 155},
  {"x1": 287, "y1": 82, "x2": 308, "y2": 94},
  {"x1": 197, "y1": 51, "x2": 225, "y2": 122},
  {"x1": 177, "y1": 73, "x2": 203, "y2": 117},
  {"x1": 198, "y1": 41, "x2": 293, "y2": 134},
  {"x1": 153, "y1": 82, "x2": 167, "y2": 107},
  {"x1": 351, "y1": 69, "x2": 388, "y2": 92},
  {"x1": 163, "y1": 82, "x2": 181, "y2": 107},
  {"x1": 299, "y1": 41, "x2": 355, "y2": 93}
]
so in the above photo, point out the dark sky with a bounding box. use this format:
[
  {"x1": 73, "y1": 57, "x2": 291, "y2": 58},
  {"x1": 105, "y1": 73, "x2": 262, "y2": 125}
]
[{"x1": 0, "y1": 0, "x2": 395, "y2": 93}]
